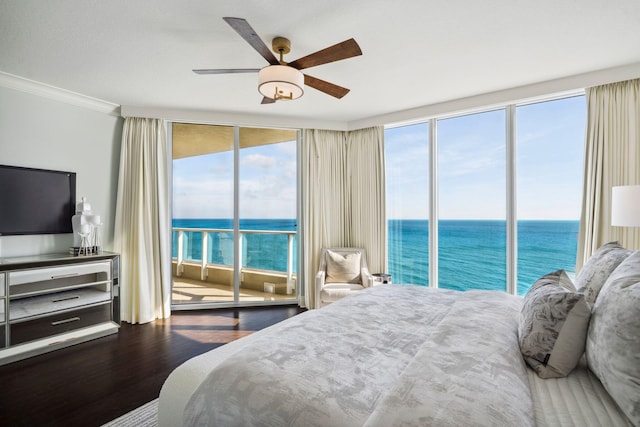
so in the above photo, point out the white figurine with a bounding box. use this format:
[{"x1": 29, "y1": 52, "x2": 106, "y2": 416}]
[{"x1": 71, "y1": 197, "x2": 101, "y2": 252}]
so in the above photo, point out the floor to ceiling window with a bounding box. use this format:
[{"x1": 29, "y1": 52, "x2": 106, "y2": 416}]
[
  {"x1": 385, "y1": 123, "x2": 430, "y2": 285},
  {"x1": 437, "y1": 109, "x2": 507, "y2": 291},
  {"x1": 171, "y1": 123, "x2": 298, "y2": 308},
  {"x1": 238, "y1": 127, "x2": 298, "y2": 299},
  {"x1": 385, "y1": 93, "x2": 586, "y2": 294},
  {"x1": 516, "y1": 96, "x2": 586, "y2": 294}
]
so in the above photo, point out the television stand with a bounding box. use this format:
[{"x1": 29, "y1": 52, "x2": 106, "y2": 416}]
[{"x1": 0, "y1": 252, "x2": 120, "y2": 365}]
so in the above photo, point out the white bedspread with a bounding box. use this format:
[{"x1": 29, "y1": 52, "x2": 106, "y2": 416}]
[{"x1": 182, "y1": 285, "x2": 534, "y2": 426}]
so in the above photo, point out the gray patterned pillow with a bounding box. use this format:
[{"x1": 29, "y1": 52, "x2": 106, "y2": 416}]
[
  {"x1": 575, "y1": 241, "x2": 632, "y2": 306},
  {"x1": 586, "y1": 250, "x2": 640, "y2": 425},
  {"x1": 519, "y1": 270, "x2": 591, "y2": 379}
]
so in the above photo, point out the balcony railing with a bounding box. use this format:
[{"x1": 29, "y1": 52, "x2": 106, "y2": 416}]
[{"x1": 172, "y1": 227, "x2": 297, "y2": 300}]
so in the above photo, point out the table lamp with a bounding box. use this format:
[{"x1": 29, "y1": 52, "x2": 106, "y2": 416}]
[{"x1": 611, "y1": 185, "x2": 640, "y2": 227}]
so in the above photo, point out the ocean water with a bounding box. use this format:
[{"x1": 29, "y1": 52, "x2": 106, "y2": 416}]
[
  {"x1": 390, "y1": 219, "x2": 579, "y2": 294},
  {"x1": 173, "y1": 218, "x2": 579, "y2": 295}
]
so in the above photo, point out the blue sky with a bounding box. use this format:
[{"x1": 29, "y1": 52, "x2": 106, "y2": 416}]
[
  {"x1": 386, "y1": 95, "x2": 586, "y2": 220},
  {"x1": 173, "y1": 140, "x2": 297, "y2": 219},
  {"x1": 173, "y1": 95, "x2": 586, "y2": 220}
]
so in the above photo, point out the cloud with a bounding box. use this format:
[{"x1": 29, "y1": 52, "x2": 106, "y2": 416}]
[
  {"x1": 173, "y1": 141, "x2": 297, "y2": 219},
  {"x1": 242, "y1": 153, "x2": 278, "y2": 169},
  {"x1": 439, "y1": 142, "x2": 505, "y2": 178}
]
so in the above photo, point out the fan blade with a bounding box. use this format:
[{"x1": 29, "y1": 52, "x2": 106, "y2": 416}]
[
  {"x1": 261, "y1": 97, "x2": 276, "y2": 104},
  {"x1": 223, "y1": 17, "x2": 279, "y2": 65},
  {"x1": 288, "y1": 38, "x2": 362, "y2": 70},
  {"x1": 304, "y1": 74, "x2": 350, "y2": 99},
  {"x1": 193, "y1": 68, "x2": 260, "y2": 75}
]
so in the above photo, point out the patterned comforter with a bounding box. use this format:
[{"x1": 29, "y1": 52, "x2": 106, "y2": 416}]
[{"x1": 183, "y1": 285, "x2": 534, "y2": 426}]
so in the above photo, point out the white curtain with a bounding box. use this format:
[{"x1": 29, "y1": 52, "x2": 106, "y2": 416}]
[
  {"x1": 301, "y1": 126, "x2": 386, "y2": 308},
  {"x1": 347, "y1": 127, "x2": 387, "y2": 274},
  {"x1": 577, "y1": 78, "x2": 640, "y2": 269},
  {"x1": 114, "y1": 117, "x2": 171, "y2": 324},
  {"x1": 301, "y1": 129, "x2": 348, "y2": 308}
]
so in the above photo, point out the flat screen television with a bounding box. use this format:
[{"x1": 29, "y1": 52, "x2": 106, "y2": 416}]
[{"x1": 0, "y1": 165, "x2": 76, "y2": 236}]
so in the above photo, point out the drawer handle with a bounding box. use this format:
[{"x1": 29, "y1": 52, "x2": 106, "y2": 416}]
[
  {"x1": 51, "y1": 317, "x2": 80, "y2": 326},
  {"x1": 52, "y1": 296, "x2": 80, "y2": 303},
  {"x1": 51, "y1": 273, "x2": 80, "y2": 280}
]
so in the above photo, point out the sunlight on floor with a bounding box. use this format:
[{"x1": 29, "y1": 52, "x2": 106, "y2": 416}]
[
  {"x1": 172, "y1": 276, "x2": 294, "y2": 304},
  {"x1": 164, "y1": 314, "x2": 240, "y2": 327},
  {"x1": 172, "y1": 329, "x2": 255, "y2": 344}
]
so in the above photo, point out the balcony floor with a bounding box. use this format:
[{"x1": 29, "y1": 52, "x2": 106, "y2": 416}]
[{"x1": 172, "y1": 276, "x2": 296, "y2": 304}]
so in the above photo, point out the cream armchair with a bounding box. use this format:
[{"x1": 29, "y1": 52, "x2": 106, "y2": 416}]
[{"x1": 315, "y1": 247, "x2": 373, "y2": 308}]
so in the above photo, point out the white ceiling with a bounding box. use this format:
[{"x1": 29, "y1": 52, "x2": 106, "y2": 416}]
[{"x1": 1, "y1": 0, "x2": 640, "y2": 129}]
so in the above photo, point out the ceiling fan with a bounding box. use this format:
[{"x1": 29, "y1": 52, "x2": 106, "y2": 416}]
[{"x1": 193, "y1": 17, "x2": 362, "y2": 104}]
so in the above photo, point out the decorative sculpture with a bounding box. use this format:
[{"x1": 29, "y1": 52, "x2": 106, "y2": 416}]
[{"x1": 71, "y1": 197, "x2": 102, "y2": 255}]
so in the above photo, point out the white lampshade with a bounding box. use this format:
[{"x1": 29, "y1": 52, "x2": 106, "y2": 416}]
[
  {"x1": 258, "y1": 65, "x2": 304, "y2": 101},
  {"x1": 611, "y1": 185, "x2": 640, "y2": 226}
]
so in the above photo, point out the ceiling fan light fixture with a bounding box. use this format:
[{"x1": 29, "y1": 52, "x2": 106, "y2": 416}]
[{"x1": 258, "y1": 65, "x2": 304, "y2": 101}]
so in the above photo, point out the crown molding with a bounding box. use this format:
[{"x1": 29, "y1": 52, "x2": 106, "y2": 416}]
[
  {"x1": 349, "y1": 61, "x2": 640, "y2": 130},
  {"x1": 0, "y1": 71, "x2": 120, "y2": 116},
  {"x1": 120, "y1": 106, "x2": 349, "y2": 131}
]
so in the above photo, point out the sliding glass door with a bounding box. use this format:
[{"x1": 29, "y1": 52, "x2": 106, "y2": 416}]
[
  {"x1": 171, "y1": 124, "x2": 298, "y2": 308},
  {"x1": 238, "y1": 128, "x2": 298, "y2": 301},
  {"x1": 172, "y1": 124, "x2": 235, "y2": 305}
]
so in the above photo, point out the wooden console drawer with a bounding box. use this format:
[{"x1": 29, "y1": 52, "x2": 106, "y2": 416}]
[{"x1": 10, "y1": 303, "x2": 112, "y2": 346}]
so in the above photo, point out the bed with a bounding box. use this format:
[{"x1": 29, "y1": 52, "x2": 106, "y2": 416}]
[{"x1": 158, "y1": 244, "x2": 640, "y2": 426}]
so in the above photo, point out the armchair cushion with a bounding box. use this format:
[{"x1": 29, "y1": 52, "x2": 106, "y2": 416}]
[
  {"x1": 321, "y1": 283, "x2": 366, "y2": 303},
  {"x1": 326, "y1": 250, "x2": 362, "y2": 284}
]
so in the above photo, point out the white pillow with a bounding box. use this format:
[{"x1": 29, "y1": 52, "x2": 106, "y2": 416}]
[
  {"x1": 575, "y1": 241, "x2": 632, "y2": 306},
  {"x1": 586, "y1": 250, "x2": 640, "y2": 425},
  {"x1": 325, "y1": 250, "x2": 361, "y2": 284},
  {"x1": 518, "y1": 270, "x2": 591, "y2": 379}
]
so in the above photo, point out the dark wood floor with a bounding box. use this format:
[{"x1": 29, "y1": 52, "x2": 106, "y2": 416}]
[{"x1": 0, "y1": 305, "x2": 304, "y2": 427}]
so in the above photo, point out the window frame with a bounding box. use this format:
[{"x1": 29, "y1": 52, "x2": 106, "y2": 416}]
[{"x1": 385, "y1": 91, "x2": 586, "y2": 294}]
